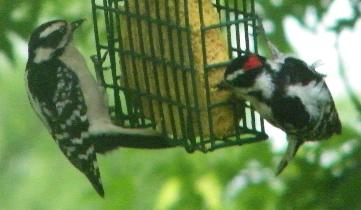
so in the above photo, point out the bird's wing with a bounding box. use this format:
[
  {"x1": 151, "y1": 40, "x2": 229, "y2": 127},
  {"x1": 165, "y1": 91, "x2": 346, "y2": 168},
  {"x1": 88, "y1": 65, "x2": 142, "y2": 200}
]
[
  {"x1": 26, "y1": 60, "x2": 104, "y2": 196},
  {"x1": 279, "y1": 57, "x2": 325, "y2": 84}
]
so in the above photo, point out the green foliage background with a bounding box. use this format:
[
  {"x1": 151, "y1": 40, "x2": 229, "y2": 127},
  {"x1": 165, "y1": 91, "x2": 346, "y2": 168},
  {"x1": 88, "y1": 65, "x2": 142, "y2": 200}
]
[{"x1": 0, "y1": 0, "x2": 360, "y2": 209}]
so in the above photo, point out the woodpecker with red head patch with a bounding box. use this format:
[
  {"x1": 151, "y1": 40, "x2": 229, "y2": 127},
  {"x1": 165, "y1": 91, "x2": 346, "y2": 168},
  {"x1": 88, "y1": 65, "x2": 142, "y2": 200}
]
[{"x1": 218, "y1": 34, "x2": 341, "y2": 175}]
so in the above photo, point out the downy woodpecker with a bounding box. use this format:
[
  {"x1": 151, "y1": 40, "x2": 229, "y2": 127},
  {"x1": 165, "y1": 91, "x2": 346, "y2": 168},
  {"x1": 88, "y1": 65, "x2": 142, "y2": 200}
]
[
  {"x1": 25, "y1": 19, "x2": 166, "y2": 196},
  {"x1": 218, "y1": 22, "x2": 341, "y2": 175}
]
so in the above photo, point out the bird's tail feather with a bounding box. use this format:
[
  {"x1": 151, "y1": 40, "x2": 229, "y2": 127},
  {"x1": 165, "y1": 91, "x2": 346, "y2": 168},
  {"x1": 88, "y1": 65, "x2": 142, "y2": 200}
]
[
  {"x1": 90, "y1": 130, "x2": 174, "y2": 154},
  {"x1": 83, "y1": 166, "x2": 105, "y2": 197},
  {"x1": 275, "y1": 138, "x2": 303, "y2": 176}
]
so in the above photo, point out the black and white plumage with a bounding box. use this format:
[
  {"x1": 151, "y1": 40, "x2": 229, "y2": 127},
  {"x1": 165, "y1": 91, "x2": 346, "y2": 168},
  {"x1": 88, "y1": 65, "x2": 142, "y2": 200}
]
[
  {"x1": 218, "y1": 51, "x2": 341, "y2": 175},
  {"x1": 25, "y1": 19, "x2": 166, "y2": 196}
]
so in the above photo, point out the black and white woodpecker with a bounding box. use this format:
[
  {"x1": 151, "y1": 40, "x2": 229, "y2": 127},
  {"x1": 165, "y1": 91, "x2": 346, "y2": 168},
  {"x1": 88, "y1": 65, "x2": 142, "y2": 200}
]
[
  {"x1": 217, "y1": 23, "x2": 341, "y2": 175},
  {"x1": 25, "y1": 19, "x2": 167, "y2": 196}
]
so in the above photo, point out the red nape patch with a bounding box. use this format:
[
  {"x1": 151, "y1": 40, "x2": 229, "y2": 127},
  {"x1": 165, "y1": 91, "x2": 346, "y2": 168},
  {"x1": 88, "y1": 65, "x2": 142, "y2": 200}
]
[{"x1": 243, "y1": 54, "x2": 263, "y2": 71}]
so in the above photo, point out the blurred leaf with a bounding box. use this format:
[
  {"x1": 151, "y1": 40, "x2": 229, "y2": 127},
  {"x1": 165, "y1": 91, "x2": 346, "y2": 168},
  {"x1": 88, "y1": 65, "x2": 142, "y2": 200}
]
[
  {"x1": 256, "y1": 0, "x2": 332, "y2": 52},
  {"x1": 329, "y1": 0, "x2": 360, "y2": 32},
  {"x1": 0, "y1": 37, "x2": 14, "y2": 60},
  {"x1": 0, "y1": 0, "x2": 43, "y2": 60}
]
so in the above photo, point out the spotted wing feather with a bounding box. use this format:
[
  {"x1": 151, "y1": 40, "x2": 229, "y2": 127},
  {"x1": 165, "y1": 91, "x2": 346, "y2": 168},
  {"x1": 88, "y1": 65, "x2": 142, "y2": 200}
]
[{"x1": 26, "y1": 60, "x2": 104, "y2": 196}]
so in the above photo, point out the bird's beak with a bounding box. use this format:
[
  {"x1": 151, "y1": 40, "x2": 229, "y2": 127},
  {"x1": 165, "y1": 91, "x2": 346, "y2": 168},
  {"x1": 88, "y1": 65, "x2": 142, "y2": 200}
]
[
  {"x1": 216, "y1": 80, "x2": 232, "y2": 90},
  {"x1": 71, "y1": 19, "x2": 86, "y2": 31}
]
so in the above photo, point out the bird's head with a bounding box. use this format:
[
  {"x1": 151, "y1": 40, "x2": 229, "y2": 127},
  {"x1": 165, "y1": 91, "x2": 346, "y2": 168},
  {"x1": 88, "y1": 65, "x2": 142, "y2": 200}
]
[
  {"x1": 28, "y1": 19, "x2": 85, "y2": 64},
  {"x1": 217, "y1": 53, "x2": 267, "y2": 91}
]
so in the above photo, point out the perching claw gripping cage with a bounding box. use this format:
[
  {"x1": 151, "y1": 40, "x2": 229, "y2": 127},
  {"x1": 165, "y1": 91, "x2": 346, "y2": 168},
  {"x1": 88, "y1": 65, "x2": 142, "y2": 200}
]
[{"x1": 91, "y1": 0, "x2": 268, "y2": 152}]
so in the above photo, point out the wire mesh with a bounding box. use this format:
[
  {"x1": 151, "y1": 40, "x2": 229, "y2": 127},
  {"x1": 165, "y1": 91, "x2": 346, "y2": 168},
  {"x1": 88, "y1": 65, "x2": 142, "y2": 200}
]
[{"x1": 91, "y1": 0, "x2": 268, "y2": 152}]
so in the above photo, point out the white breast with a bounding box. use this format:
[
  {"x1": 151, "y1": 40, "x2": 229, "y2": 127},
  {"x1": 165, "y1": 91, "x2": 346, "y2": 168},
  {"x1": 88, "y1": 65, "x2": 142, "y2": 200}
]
[
  {"x1": 59, "y1": 43, "x2": 113, "y2": 132},
  {"x1": 233, "y1": 72, "x2": 275, "y2": 122},
  {"x1": 58, "y1": 43, "x2": 162, "y2": 137},
  {"x1": 254, "y1": 72, "x2": 275, "y2": 99}
]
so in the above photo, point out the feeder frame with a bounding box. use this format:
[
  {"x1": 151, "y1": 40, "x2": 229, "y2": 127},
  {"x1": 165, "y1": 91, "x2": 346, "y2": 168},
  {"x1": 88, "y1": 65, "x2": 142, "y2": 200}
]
[{"x1": 90, "y1": 0, "x2": 268, "y2": 152}]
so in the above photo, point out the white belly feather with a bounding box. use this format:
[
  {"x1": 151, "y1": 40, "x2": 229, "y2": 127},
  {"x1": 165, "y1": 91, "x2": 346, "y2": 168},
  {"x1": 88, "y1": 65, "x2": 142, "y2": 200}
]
[
  {"x1": 59, "y1": 44, "x2": 159, "y2": 136},
  {"x1": 59, "y1": 44, "x2": 113, "y2": 132}
]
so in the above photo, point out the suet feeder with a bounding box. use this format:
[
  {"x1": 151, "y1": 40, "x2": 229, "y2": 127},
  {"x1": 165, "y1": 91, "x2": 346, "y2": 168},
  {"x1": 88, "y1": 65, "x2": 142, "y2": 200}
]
[{"x1": 91, "y1": 0, "x2": 268, "y2": 153}]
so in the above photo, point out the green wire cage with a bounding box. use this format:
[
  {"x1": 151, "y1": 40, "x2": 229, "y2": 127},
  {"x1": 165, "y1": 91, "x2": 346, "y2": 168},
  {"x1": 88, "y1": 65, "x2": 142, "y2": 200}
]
[{"x1": 91, "y1": 0, "x2": 268, "y2": 153}]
